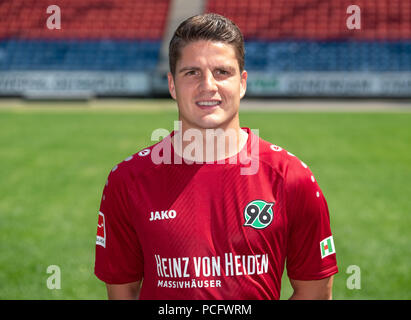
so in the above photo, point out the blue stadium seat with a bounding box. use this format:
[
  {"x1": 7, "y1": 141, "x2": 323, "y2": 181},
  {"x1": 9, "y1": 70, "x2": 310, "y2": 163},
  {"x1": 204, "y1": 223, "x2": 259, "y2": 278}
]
[
  {"x1": 0, "y1": 40, "x2": 161, "y2": 71},
  {"x1": 1, "y1": 39, "x2": 410, "y2": 73},
  {"x1": 244, "y1": 41, "x2": 411, "y2": 72}
]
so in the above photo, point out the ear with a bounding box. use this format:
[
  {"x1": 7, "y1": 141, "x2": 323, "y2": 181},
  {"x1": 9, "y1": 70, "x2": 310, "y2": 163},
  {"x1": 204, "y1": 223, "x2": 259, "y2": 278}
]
[
  {"x1": 239, "y1": 70, "x2": 247, "y2": 99},
  {"x1": 168, "y1": 72, "x2": 177, "y2": 100}
]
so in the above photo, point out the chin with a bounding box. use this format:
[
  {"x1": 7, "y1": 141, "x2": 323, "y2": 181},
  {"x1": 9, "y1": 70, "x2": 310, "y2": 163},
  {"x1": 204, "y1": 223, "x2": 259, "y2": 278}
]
[
  {"x1": 196, "y1": 115, "x2": 229, "y2": 129},
  {"x1": 181, "y1": 109, "x2": 237, "y2": 130}
]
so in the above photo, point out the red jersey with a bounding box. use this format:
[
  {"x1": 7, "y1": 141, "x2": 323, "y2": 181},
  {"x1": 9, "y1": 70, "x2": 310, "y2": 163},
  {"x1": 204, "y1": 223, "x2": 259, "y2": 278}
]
[{"x1": 94, "y1": 128, "x2": 338, "y2": 299}]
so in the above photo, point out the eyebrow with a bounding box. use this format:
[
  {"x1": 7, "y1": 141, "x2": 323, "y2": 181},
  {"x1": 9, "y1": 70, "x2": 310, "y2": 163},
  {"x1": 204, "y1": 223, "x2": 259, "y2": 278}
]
[{"x1": 178, "y1": 65, "x2": 237, "y2": 74}]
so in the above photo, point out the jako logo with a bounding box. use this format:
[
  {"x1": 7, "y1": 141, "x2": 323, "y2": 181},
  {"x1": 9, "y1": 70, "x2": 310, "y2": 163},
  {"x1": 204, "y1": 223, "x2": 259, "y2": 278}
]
[{"x1": 149, "y1": 210, "x2": 177, "y2": 221}]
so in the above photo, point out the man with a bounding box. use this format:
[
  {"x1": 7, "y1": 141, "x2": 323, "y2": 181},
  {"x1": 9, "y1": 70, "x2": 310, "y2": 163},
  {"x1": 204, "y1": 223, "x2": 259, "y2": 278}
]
[{"x1": 94, "y1": 13, "x2": 338, "y2": 300}]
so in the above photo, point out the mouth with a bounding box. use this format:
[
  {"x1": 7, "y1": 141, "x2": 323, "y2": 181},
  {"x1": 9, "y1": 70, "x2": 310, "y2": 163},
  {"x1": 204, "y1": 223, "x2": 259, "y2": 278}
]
[{"x1": 195, "y1": 100, "x2": 222, "y2": 109}]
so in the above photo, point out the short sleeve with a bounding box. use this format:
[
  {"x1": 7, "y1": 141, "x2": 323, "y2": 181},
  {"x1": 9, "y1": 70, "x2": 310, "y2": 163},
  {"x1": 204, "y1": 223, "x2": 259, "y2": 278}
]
[
  {"x1": 94, "y1": 168, "x2": 144, "y2": 284},
  {"x1": 285, "y1": 158, "x2": 338, "y2": 280}
]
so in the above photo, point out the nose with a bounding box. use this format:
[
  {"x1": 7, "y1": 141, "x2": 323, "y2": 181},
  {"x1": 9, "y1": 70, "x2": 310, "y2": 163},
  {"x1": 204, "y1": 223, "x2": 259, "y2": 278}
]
[{"x1": 199, "y1": 70, "x2": 218, "y2": 92}]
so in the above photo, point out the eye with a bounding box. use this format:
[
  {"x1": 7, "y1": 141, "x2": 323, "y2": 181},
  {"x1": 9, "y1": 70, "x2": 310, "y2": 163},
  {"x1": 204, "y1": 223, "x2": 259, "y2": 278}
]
[
  {"x1": 185, "y1": 70, "x2": 198, "y2": 76},
  {"x1": 215, "y1": 69, "x2": 232, "y2": 77},
  {"x1": 216, "y1": 69, "x2": 229, "y2": 75}
]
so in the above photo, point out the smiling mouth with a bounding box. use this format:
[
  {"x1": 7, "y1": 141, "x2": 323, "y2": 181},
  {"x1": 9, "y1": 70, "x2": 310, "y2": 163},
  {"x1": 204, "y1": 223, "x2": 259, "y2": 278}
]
[{"x1": 196, "y1": 100, "x2": 222, "y2": 108}]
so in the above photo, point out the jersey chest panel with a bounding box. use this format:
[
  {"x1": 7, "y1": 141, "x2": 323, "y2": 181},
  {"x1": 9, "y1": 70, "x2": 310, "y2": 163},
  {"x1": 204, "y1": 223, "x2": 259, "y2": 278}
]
[{"x1": 130, "y1": 164, "x2": 287, "y2": 271}]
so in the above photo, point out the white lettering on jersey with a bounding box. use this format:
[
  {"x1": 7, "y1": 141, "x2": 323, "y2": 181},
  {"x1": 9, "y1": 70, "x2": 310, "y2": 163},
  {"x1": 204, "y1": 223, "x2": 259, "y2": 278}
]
[{"x1": 149, "y1": 210, "x2": 177, "y2": 221}]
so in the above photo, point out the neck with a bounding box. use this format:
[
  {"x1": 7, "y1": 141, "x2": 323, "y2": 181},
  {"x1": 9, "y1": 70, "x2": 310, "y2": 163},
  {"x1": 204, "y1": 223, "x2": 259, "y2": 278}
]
[{"x1": 172, "y1": 121, "x2": 248, "y2": 163}]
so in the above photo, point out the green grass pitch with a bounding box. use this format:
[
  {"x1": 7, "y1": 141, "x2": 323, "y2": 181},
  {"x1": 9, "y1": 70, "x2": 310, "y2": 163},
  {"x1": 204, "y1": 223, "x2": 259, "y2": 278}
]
[{"x1": 0, "y1": 101, "x2": 410, "y2": 299}]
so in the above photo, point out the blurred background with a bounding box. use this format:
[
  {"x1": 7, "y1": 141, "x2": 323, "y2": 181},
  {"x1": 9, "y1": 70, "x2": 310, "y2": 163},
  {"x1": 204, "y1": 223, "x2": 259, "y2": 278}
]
[{"x1": 0, "y1": 0, "x2": 410, "y2": 299}]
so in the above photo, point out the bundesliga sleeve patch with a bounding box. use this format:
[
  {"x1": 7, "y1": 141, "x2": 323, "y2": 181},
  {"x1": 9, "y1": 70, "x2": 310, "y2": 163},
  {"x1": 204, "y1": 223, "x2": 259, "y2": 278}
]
[
  {"x1": 320, "y1": 236, "x2": 335, "y2": 258},
  {"x1": 96, "y1": 211, "x2": 106, "y2": 248}
]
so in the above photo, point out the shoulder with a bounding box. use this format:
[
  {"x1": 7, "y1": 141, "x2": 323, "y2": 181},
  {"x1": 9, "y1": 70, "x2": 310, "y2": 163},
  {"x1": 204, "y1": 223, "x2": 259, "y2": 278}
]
[
  {"x1": 104, "y1": 139, "x2": 165, "y2": 188},
  {"x1": 257, "y1": 137, "x2": 326, "y2": 218},
  {"x1": 256, "y1": 135, "x2": 313, "y2": 184}
]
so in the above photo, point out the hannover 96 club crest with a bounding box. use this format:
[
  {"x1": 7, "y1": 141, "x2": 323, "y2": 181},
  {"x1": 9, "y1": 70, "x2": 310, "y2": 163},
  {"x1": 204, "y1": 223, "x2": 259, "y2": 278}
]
[{"x1": 243, "y1": 200, "x2": 274, "y2": 229}]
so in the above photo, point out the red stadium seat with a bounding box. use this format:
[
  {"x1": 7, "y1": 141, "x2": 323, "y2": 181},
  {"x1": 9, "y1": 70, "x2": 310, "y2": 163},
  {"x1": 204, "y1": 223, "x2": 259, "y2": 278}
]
[
  {"x1": 0, "y1": 0, "x2": 170, "y2": 40},
  {"x1": 205, "y1": 0, "x2": 411, "y2": 40}
]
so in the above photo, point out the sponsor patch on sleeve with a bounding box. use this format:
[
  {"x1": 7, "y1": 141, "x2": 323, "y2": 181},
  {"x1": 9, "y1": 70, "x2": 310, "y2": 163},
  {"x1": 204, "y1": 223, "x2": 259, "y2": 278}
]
[
  {"x1": 320, "y1": 236, "x2": 335, "y2": 259},
  {"x1": 96, "y1": 211, "x2": 106, "y2": 248}
]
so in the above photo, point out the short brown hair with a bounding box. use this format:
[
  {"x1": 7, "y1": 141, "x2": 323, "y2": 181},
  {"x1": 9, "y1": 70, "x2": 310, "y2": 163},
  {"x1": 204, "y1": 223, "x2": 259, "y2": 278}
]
[{"x1": 169, "y1": 13, "x2": 245, "y2": 76}]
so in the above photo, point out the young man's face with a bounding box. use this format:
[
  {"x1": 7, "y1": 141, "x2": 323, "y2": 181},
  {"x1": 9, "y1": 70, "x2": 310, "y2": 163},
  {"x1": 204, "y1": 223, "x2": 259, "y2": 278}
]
[{"x1": 168, "y1": 40, "x2": 247, "y2": 130}]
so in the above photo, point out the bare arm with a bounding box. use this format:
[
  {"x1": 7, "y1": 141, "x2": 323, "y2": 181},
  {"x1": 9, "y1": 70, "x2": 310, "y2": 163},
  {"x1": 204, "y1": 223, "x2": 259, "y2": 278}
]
[
  {"x1": 106, "y1": 280, "x2": 142, "y2": 300},
  {"x1": 289, "y1": 276, "x2": 334, "y2": 300}
]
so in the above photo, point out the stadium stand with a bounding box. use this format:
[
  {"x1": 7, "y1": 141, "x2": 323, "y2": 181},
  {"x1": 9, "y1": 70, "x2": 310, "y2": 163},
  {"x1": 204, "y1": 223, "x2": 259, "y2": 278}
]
[
  {"x1": 206, "y1": 0, "x2": 411, "y2": 72},
  {"x1": 0, "y1": 0, "x2": 410, "y2": 97},
  {"x1": 0, "y1": 0, "x2": 169, "y2": 71}
]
